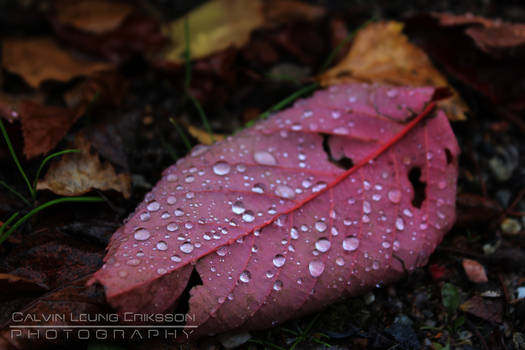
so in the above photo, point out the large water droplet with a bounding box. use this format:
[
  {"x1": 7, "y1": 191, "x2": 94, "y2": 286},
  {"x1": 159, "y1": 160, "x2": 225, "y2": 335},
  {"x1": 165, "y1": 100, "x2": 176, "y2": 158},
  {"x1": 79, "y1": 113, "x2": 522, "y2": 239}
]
[
  {"x1": 363, "y1": 201, "x2": 371, "y2": 214},
  {"x1": 140, "y1": 212, "x2": 151, "y2": 221},
  {"x1": 134, "y1": 228, "x2": 150, "y2": 241},
  {"x1": 309, "y1": 260, "x2": 325, "y2": 277},
  {"x1": 213, "y1": 161, "x2": 231, "y2": 176},
  {"x1": 252, "y1": 183, "x2": 265, "y2": 194},
  {"x1": 167, "y1": 196, "x2": 176, "y2": 205},
  {"x1": 174, "y1": 208, "x2": 184, "y2": 217},
  {"x1": 180, "y1": 242, "x2": 194, "y2": 254},
  {"x1": 254, "y1": 151, "x2": 276, "y2": 165},
  {"x1": 315, "y1": 238, "x2": 331, "y2": 252},
  {"x1": 273, "y1": 254, "x2": 286, "y2": 268},
  {"x1": 232, "y1": 201, "x2": 246, "y2": 215},
  {"x1": 242, "y1": 210, "x2": 255, "y2": 222},
  {"x1": 395, "y1": 217, "x2": 405, "y2": 231},
  {"x1": 315, "y1": 221, "x2": 327, "y2": 232},
  {"x1": 290, "y1": 227, "x2": 299, "y2": 240},
  {"x1": 387, "y1": 190, "x2": 401, "y2": 203},
  {"x1": 273, "y1": 280, "x2": 283, "y2": 291},
  {"x1": 147, "y1": 201, "x2": 160, "y2": 212},
  {"x1": 156, "y1": 241, "x2": 168, "y2": 251},
  {"x1": 275, "y1": 185, "x2": 295, "y2": 199},
  {"x1": 343, "y1": 237, "x2": 359, "y2": 251},
  {"x1": 239, "y1": 271, "x2": 251, "y2": 283},
  {"x1": 335, "y1": 257, "x2": 345, "y2": 266}
]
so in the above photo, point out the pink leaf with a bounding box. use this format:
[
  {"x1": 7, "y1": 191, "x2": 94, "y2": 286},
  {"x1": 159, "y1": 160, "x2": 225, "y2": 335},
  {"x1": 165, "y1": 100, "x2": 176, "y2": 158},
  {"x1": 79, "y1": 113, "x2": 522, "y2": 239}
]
[{"x1": 89, "y1": 83, "x2": 459, "y2": 337}]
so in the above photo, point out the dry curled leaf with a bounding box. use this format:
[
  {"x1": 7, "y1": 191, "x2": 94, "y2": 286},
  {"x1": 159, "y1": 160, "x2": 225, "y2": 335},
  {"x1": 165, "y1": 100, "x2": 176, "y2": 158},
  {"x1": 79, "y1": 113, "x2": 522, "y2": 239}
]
[
  {"x1": 90, "y1": 84, "x2": 459, "y2": 338},
  {"x1": 37, "y1": 134, "x2": 131, "y2": 198},
  {"x1": 53, "y1": 0, "x2": 135, "y2": 34},
  {"x1": 1, "y1": 38, "x2": 111, "y2": 89},
  {"x1": 318, "y1": 21, "x2": 468, "y2": 121}
]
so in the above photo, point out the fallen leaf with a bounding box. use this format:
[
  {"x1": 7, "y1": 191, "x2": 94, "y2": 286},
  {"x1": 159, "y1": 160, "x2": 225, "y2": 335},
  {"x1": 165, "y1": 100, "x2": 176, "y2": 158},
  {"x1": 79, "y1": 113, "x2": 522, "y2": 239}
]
[
  {"x1": 90, "y1": 84, "x2": 459, "y2": 338},
  {"x1": 53, "y1": 0, "x2": 135, "y2": 34},
  {"x1": 51, "y1": 10, "x2": 165, "y2": 63},
  {"x1": 0, "y1": 277, "x2": 107, "y2": 349},
  {"x1": 1, "y1": 37, "x2": 111, "y2": 88},
  {"x1": 37, "y1": 133, "x2": 131, "y2": 198},
  {"x1": 0, "y1": 273, "x2": 49, "y2": 300},
  {"x1": 404, "y1": 14, "x2": 525, "y2": 111},
  {"x1": 19, "y1": 101, "x2": 78, "y2": 159},
  {"x1": 460, "y1": 295, "x2": 503, "y2": 323},
  {"x1": 318, "y1": 21, "x2": 468, "y2": 121},
  {"x1": 436, "y1": 13, "x2": 525, "y2": 58},
  {"x1": 462, "y1": 259, "x2": 489, "y2": 283},
  {"x1": 162, "y1": 0, "x2": 265, "y2": 64},
  {"x1": 186, "y1": 123, "x2": 226, "y2": 145},
  {"x1": 160, "y1": 0, "x2": 325, "y2": 64}
]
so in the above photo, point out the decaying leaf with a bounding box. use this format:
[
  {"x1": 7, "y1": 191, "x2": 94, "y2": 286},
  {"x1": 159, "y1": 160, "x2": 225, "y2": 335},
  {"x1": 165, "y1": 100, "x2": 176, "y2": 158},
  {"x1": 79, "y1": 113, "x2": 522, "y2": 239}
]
[
  {"x1": 318, "y1": 21, "x2": 468, "y2": 121},
  {"x1": 37, "y1": 134, "x2": 131, "y2": 198},
  {"x1": 1, "y1": 38, "x2": 112, "y2": 88},
  {"x1": 186, "y1": 123, "x2": 226, "y2": 145},
  {"x1": 460, "y1": 295, "x2": 503, "y2": 323},
  {"x1": 90, "y1": 84, "x2": 459, "y2": 338},
  {"x1": 53, "y1": 0, "x2": 135, "y2": 34},
  {"x1": 160, "y1": 0, "x2": 325, "y2": 64},
  {"x1": 19, "y1": 101, "x2": 78, "y2": 159},
  {"x1": 404, "y1": 14, "x2": 525, "y2": 112},
  {"x1": 436, "y1": 13, "x2": 525, "y2": 57}
]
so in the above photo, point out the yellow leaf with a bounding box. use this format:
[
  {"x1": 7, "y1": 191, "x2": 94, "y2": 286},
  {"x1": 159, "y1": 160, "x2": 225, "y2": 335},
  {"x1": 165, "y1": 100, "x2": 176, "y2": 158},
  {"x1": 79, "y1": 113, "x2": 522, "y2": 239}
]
[
  {"x1": 162, "y1": 0, "x2": 264, "y2": 63},
  {"x1": 318, "y1": 21, "x2": 468, "y2": 121},
  {"x1": 186, "y1": 124, "x2": 225, "y2": 145}
]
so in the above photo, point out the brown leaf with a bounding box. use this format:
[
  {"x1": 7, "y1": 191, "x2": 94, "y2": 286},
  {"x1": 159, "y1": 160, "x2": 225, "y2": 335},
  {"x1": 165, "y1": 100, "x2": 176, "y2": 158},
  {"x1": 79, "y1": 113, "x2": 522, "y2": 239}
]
[
  {"x1": 19, "y1": 101, "x2": 77, "y2": 159},
  {"x1": 436, "y1": 13, "x2": 525, "y2": 57},
  {"x1": 1, "y1": 37, "x2": 112, "y2": 89},
  {"x1": 0, "y1": 273, "x2": 49, "y2": 301},
  {"x1": 36, "y1": 133, "x2": 131, "y2": 198},
  {"x1": 318, "y1": 21, "x2": 468, "y2": 121},
  {"x1": 53, "y1": 0, "x2": 135, "y2": 34},
  {"x1": 460, "y1": 295, "x2": 503, "y2": 323},
  {"x1": 404, "y1": 14, "x2": 525, "y2": 112},
  {"x1": 462, "y1": 259, "x2": 489, "y2": 284}
]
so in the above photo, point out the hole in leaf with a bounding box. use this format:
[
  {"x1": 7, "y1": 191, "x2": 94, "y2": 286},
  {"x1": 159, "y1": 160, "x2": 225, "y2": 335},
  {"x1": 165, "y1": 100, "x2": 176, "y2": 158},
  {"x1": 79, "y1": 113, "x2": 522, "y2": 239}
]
[
  {"x1": 174, "y1": 267, "x2": 203, "y2": 319},
  {"x1": 408, "y1": 167, "x2": 426, "y2": 208},
  {"x1": 445, "y1": 148, "x2": 453, "y2": 164},
  {"x1": 321, "y1": 133, "x2": 354, "y2": 170}
]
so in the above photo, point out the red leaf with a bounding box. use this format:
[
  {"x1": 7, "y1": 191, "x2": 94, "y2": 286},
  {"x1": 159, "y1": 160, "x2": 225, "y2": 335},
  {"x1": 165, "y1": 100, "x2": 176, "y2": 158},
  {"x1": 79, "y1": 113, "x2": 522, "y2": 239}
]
[{"x1": 90, "y1": 84, "x2": 459, "y2": 338}]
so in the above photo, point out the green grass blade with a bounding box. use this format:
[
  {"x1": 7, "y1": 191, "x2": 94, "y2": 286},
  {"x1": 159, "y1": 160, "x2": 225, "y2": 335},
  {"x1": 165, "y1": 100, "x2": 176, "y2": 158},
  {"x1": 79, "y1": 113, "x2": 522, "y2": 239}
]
[
  {"x1": 33, "y1": 149, "x2": 80, "y2": 194},
  {"x1": 0, "y1": 211, "x2": 20, "y2": 237},
  {"x1": 319, "y1": 17, "x2": 376, "y2": 73},
  {"x1": 184, "y1": 16, "x2": 192, "y2": 90},
  {"x1": 188, "y1": 93, "x2": 214, "y2": 143},
  {"x1": 0, "y1": 180, "x2": 31, "y2": 206},
  {"x1": 0, "y1": 196, "x2": 104, "y2": 245},
  {"x1": 0, "y1": 119, "x2": 34, "y2": 199},
  {"x1": 169, "y1": 118, "x2": 192, "y2": 152},
  {"x1": 245, "y1": 82, "x2": 319, "y2": 129}
]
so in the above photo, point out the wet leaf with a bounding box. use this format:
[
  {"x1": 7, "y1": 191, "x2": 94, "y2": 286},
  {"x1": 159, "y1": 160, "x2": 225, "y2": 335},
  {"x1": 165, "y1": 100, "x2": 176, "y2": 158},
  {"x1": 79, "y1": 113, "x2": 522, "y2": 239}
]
[
  {"x1": 441, "y1": 283, "x2": 461, "y2": 314},
  {"x1": 1, "y1": 37, "x2": 111, "y2": 89},
  {"x1": 319, "y1": 21, "x2": 468, "y2": 121},
  {"x1": 37, "y1": 133, "x2": 131, "y2": 198},
  {"x1": 90, "y1": 84, "x2": 459, "y2": 338}
]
